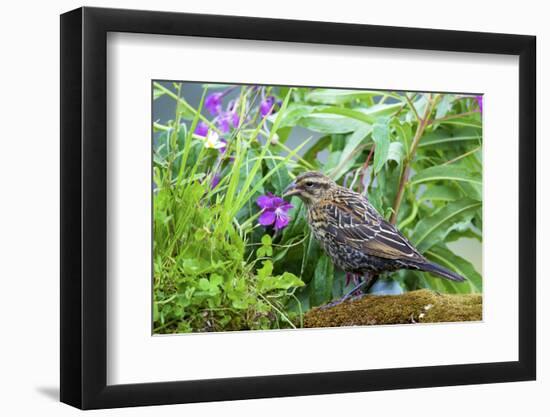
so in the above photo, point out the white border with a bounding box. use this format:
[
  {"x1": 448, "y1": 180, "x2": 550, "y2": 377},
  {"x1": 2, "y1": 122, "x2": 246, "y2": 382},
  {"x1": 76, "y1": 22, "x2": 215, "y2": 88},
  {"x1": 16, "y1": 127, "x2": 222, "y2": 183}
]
[{"x1": 107, "y1": 33, "x2": 519, "y2": 385}]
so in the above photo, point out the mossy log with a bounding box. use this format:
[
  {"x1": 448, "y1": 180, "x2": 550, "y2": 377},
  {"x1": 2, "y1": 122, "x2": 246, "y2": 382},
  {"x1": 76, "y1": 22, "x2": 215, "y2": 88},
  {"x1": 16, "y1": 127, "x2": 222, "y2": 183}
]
[{"x1": 304, "y1": 289, "x2": 482, "y2": 328}]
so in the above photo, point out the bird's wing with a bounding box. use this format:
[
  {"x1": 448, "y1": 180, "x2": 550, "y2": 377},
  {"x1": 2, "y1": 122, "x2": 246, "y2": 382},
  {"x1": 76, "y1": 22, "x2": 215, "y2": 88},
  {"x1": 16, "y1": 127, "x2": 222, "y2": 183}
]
[{"x1": 321, "y1": 189, "x2": 425, "y2": 261}]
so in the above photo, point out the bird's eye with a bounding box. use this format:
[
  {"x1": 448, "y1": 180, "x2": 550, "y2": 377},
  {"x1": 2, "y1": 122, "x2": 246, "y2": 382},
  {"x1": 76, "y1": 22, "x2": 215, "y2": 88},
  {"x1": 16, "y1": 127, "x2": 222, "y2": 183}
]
[{"x1": 305, "y1": 181, "x2": 315, "y2": 188}]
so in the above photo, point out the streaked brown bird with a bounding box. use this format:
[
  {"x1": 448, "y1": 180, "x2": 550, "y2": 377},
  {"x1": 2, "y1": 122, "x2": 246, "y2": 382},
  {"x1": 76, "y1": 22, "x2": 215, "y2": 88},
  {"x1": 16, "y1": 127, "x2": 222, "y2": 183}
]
[{"x1": 283, "y1": 171, "x2": 466, "y2": 305}]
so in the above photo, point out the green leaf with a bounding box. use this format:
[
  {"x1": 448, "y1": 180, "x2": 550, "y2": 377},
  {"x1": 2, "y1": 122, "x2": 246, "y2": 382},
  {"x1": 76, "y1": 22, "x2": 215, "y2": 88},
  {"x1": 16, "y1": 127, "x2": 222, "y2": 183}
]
[
  {"x1": 446, "y1": 228, "x2": 482, "y2": 242},
  {"x1": 371, "y1": 117, "x2": 391, "y2": 173},
  {"x1": 425, "y1": 244, "x2": 482, "y2": 292},
  {"x1": 153, "y1": 303, "x2": 159, "y2": 322},
  {"x1": 257, "y1": 234, "x2": 273, "y2": 258},
  {"x1": 392, "y1": 120, "x2": 413, "y2": 154},
  {"x1": 309, "y1": 254, "x2": 334, "y2": 307},
  {"x1": 257, "y1": 260, "x2": 273, "y2": 280},
  {"x1": 300, "y1": 234, "x2": 322, "y2": 284},
  {"x1": 274, "y1": 126, "x2": 292, "y2": 144},
  {"x1": 210, "y1": 274, "x2": 224, "y2": 287},
  {"x1": 310, "y1": 103, "x2": 403, "y2": 135},
  {"x1": 419, "y1": 127, "x2": 481, "y2": 148},
  {"x1": 455, "y1": 181, "x2": 483, "y2": 201},
  {"x1": 198, "y1": 278, "x2": 210, "y2": 291},
  {"x1": 276, "y1": 104, "x2": 318, "y2": 128},
  {"x1": 175, "y1": 99, "x2": 196, "y2": 120},
  {"x1": 323, "y1": 150, "x2": 343, "y2": 173},
  {"x1": 314, "y1": 107, "x2": 375, "y2": 124},
  {"x1": 264, "y1": 150, "x2": 292, "y2": 195},
  {"x1": 153, "y1": 87, "x2": 165, "y2": 100},
  {"x1": 231, "y1": 298, "x2": 251, "y2": 310},
  {"x1": 435, "y1": 94, "x2": 454, "y2": 119},
  {"x1": 180, "y1": 258, "x2": 213, "y2": 275},
  {"x1": 359, "y1": 103, "x2": 403, "y2": 119},
  {"x1": 260, "y1": 272, "x2": 305, "y2": 292},
  {"x1": 330, "y1": 125, "x2": 372, "y2": 180},
  {"x1": 410, "y1": 165, "x2": 482, "y2": 187},
  {"x1": 298, "y1": 112, "x2": 365, "y2": 133},
  {"x1": 303, "y1": 136, "x2": 331, "y2": 164},
  {"x1": 410, "y1": 198, "x2": 481, "y2": 253},
  {"x1": 277, "y1": 272, "x2": 305, "y2": 290},
  {"x1": 438, "y1": 115, "x2": 482, "y2": 129},
  {"x1": 387, "y1": 141, "x2": 405, "y2": 165},
  {"x1": 342, "y1": 125, "x2": 372, "y2": 163},
  {"x1": 420, "y1": 185, "x2": 461, "y2": 202},
  {"x1": 305, "y1": 89, "x2": 379, "y2": 105},
  {"x1": 261, "y1": 234, "x2": 272, "y2": 246}
]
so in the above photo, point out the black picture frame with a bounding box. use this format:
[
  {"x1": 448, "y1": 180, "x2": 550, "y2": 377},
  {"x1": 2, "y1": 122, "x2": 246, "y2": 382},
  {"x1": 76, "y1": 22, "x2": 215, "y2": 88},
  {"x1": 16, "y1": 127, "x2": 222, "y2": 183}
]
[{"x1": 60, "y1": 6, "x2": 536, "y2": 410}]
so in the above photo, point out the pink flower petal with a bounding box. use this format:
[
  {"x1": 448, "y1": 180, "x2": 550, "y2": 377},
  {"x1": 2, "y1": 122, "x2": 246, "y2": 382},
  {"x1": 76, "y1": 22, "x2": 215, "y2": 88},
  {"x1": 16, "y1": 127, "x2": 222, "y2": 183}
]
[
  {"x1": 256, "y1": 194, "x2": 274, "y2": 210},
  {"x1": 274, "y1": 212, "x2": 290, "y2": 230},
  {"x1": 280, "y1": 202, "x2": 294, "y2": 212},
  {"x1": 205, "y1": 92, "x2": 223, "y2": 115},
  {"x1": 258, "y1": 210, "x2": 276, "y2": 226},
  {"x1": 194, "y1": 121, "x2": 209, "y2": 137}
]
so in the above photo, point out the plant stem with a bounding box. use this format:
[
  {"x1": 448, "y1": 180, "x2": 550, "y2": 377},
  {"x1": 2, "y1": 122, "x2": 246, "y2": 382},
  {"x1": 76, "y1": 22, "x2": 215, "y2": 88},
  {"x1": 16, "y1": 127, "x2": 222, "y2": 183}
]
[
  {"x1": 405, "y1": 93, "x2": 421, "y2": 121},
  {"x1": 361, "y1": 144, "x2": 375, "y2": 194},
  {"x1": 428, "y1": 110, "x2": 478, "y2": 125},
  {"x1": 443, "y1": 146, "x2": 481, "y2": 166},
  {"x1": 258, "y1": 293, "x2": 296, "y2": 329},
  {"x1": 153, "y1": 319, "x2": 178, "y2": 333},
  {"x1": 390, "y1": 94, "x2": 435, "y2": 224}
]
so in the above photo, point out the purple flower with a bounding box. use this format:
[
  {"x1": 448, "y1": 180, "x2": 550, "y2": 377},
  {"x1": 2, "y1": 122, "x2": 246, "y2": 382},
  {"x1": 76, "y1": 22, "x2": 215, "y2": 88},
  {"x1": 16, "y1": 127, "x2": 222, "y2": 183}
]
[
  {"x1": 211, "y1": 174, "x2": 221, "y2": 189},
  {"x1": 219, "y1": 138, "x2": 227, "y2": 154},
  {"x1": 475, "y1": 95, "x2": 483, "y2": 113},
  {"x1": 194, "y1": 121, "x2": 209, "y2": 137},
  {"x1": 205, "y1": 92, "x2": 223, "y2": 115},
  {"x1": 256, "y1": 193, "x2": 293, "y2": 230},
  {"x1": 260, "y1": 96, "x2": 276, "y2": 117},
  {"x1": 231, "y1": 112, "x2": 240, "y2": 129},
  {"x1": 217, "y1": 116, "x2": 230, "y2": 133},
  {"x1": 216, "y1": 111, "x2": 240, "y2": 134}
]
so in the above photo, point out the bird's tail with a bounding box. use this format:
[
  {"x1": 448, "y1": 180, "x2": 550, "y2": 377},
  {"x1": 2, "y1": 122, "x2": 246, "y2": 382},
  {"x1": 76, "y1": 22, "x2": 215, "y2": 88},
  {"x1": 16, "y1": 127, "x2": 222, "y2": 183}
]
[{"x1": 416, "y1": 261, "x2": 466, "y2": 282}]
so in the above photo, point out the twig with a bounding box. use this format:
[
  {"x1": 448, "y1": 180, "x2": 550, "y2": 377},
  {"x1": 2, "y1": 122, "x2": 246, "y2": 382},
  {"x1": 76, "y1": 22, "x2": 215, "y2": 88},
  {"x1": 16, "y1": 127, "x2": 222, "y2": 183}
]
[
  {"x1": 405, "y1": 93, "x2": 421, "y2": 121},
  {"x1": 258, "y1": 293, "x2": 296, "y2": 329},
  {"x1": 394, "y1": 93, "x2": 417, "y2": 120},
  {"x1": 390, "y1": 94, "x2": 436, "y2": 224},
  {"x1": 361, "y1": 144, "x2": 375, "y2": 194},
  {"x1": 443, "y1": 146, "x2": 481, "y2": 166}
]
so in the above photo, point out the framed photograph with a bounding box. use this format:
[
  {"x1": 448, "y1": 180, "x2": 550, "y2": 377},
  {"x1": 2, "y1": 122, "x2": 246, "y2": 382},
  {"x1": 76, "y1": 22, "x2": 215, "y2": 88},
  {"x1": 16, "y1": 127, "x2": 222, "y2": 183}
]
[{"x1": 60, "y1": 6, "x2": 536, "y2": 409}]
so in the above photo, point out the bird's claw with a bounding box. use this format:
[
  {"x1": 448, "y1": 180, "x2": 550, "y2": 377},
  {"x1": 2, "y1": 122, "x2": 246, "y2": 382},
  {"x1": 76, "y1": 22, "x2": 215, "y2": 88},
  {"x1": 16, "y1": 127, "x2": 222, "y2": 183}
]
[{"x1": 320, "y1": 299, "x2": 345, "y2": 310}]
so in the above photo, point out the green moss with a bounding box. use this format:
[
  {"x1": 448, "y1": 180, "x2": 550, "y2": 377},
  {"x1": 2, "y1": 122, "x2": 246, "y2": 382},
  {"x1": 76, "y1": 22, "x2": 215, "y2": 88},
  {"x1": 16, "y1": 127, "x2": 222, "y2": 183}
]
[{"x1": 304, "y1": 289, "x2": 482, "y2": 328}]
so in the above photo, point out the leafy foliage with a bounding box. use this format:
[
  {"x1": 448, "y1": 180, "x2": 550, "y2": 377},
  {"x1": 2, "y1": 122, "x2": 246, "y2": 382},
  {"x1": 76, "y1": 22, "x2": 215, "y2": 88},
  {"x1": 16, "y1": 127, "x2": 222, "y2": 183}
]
[{"x1": 153, "y1": 82, "x2": 483, "y2": 333}]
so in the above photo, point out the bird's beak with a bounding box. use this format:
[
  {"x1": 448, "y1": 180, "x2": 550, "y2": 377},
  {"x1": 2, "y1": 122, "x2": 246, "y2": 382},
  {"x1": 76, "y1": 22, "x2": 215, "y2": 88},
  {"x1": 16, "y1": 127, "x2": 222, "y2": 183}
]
[{"x1": 283, "y1": 181, "x2": 300, "y2": 198}]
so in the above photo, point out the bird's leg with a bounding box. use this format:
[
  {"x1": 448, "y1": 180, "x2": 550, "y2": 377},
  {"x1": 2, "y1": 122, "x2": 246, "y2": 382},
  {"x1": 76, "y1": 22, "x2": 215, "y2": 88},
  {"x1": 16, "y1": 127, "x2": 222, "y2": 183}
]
[
  {"x1": 345, "y1": 272, "x2": 362, "y2": 287},
  {"x1": 350, "y1": 272, "x2": 379, "y2": 301},
  {"x1": 345, "y1": 272, "x2": 353, "y2": 286},
  {"x1": 352, "y1": 274, "x2": 362, "y2": 295},
  {"x1": 321, "y1": 276, "x2": 369, "y2": 309},
  {"x1": 321, "y1": 272, "x2": 381, "y2": 309},
  {"x1": 363, "y1": 272, "x2": 379, "y2": 293}
]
